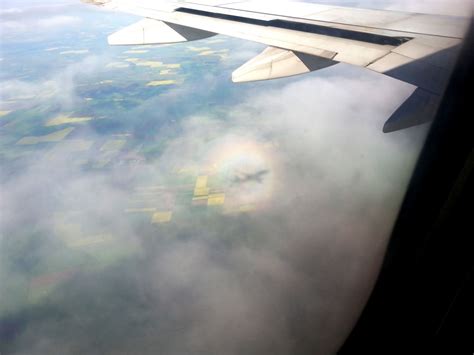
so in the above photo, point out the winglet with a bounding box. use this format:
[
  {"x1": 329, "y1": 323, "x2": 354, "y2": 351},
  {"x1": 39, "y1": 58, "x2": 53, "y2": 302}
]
[{"x1": 383, "y1": 88, "x2": 441, "y2": 133}]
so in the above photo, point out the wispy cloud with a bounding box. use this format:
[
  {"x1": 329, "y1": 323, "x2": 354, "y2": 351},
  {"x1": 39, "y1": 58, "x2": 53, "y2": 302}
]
[
  {"x1": 0, "y1": 3, "x2": 83, "y2": 35},
  {"x1": 0, "y1": 54, "x2": 110, "y2": 111}
]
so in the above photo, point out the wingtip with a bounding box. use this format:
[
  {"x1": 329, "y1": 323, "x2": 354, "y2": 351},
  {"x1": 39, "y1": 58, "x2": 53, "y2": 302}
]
[{"x1": 383, "y1": 88, "x2": 440, "y2": 133}]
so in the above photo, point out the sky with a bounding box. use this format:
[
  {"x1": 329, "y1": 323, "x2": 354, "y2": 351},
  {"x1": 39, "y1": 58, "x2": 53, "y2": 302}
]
[{"x1": 0, "y1": 0, "x2": 472, "y2": 354}]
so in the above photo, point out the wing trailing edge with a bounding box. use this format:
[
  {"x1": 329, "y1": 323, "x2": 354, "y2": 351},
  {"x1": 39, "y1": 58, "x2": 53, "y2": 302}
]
[
  {"x1": 232, "y1": 47, "x2": 337, "y2": 83},
  {"x1": 107, "y1": 19, "x2": 216, "y2": 46}
]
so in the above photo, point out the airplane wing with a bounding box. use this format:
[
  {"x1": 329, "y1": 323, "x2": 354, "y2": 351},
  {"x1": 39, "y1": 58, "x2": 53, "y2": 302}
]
[{"x1": 82, "y1": 0, "x2": 470, "y2": 132}]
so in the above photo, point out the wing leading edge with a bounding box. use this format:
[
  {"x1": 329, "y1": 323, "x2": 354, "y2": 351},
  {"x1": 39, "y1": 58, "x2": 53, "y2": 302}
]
[{"x1": 82, "y1": 0, "x2": 470, "y2": 132}]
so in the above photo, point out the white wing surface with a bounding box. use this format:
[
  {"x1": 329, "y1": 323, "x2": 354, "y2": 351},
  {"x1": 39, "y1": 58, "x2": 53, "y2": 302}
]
[{"x1": 82, "y1": 0, "x2": 470, "y2": 132}]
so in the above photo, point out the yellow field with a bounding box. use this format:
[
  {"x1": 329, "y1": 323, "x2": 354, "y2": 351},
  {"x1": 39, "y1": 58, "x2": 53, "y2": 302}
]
[
  {"x1": 194, "y1": 176, "x2": 210, "y2": 197},
  {"x1": 152, "y1": 211, "x2": 173, "y2": 224},
  {"x1": 239, "y1": 204, "x2": 257, "y2": 212},
  {"x1": 146, "y1": 80, "x2": 176, "y2": 87},
  {"x1": 136, "y1": 60, "x2": 164, "y2": 68},
  {"x1": 198, "y1": 49, "x2": 229, "y2": 60},
  {"x1": 159, "y1": 69, "x2": 173, "y2": 75},
  {"x1": 195, "y1": 176, "x2": 208, "y2": 188},
  {"x1": 192, "y1": 195, "x2": 208, "y2": 202},
  {"x1": 188, "y1": 45, "x2": 229, "y2": 59},
  {"x1": 223, "y1": 204, "x2": 258, "y2": 215},
  {"x1": 16, "y1": 127, "x2": 75, "y2": 145},
  {"x1": 45, "y1": 115, "x2": 93, "y2": 127},
  {"x1": 125, "y1": 50, "x2": 149, "y2": 54},
  {"x1": 208, "y1": 193, "x2": 226, "y2": 206}
]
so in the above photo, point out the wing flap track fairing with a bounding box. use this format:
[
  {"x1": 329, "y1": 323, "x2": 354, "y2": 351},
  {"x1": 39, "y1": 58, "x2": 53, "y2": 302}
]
[
  {"x1": 232, "y1": 46, "x2": 338, "y2": 83},
  {"x1": 108, "y1": 19, "x2": 216, "y2": 46}
]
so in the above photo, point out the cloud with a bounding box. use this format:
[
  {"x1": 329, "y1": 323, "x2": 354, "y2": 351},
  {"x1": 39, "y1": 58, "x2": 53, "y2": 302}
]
[
  {"x1": 38, "y1": 15, "x2": 82, "y2": 28},
  {"x1": 0, "y1": 8, "x2": 24, "y2": 15},
  {"x1": 1, "y1": 0, "x2": 462, "y2": 353},
  {"x1": 0, "y1": 58, "x2": 428, "y2": 354},
  {"x1": 1, "y1": 15, "x2": 81, "y2": 33},
  {"x1": 0, "y1": 54, "x2": 110, "y2": 111},
  {"x1": 0, "y1": 4, "x2": 83, "y2": 35}
]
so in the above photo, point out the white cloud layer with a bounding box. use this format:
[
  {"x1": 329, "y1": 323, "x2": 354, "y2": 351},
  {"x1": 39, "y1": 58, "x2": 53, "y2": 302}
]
[{"x1": 0, "y1": 59, "x2": 428, "y2": 353}]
